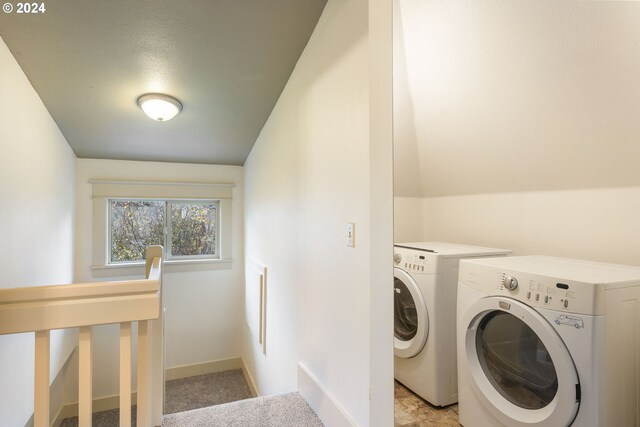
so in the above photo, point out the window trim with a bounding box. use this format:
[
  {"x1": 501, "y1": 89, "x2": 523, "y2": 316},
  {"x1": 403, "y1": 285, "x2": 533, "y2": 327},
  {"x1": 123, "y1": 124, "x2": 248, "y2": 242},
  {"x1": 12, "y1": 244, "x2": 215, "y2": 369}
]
[{"x1": 90, "y1": 180, "x2": 234, "y2": 275}]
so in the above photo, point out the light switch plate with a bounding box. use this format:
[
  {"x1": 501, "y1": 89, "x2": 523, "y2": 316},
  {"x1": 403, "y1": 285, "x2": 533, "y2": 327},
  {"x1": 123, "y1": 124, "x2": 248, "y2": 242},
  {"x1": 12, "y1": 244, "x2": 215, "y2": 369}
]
[{"x1": 346, "y1": 222, "x2": 355, "y2": 247}]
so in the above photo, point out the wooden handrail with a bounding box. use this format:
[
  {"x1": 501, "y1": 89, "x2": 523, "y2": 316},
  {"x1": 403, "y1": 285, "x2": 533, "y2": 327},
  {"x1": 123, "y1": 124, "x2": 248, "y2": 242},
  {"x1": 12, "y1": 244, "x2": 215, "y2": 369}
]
[
  {"x1": 0, "y1": 246, "x2": 164, "y2": 427},
  {"x1": 0, "y1": 281, "x2": 160, "y2": 335},
  {"x1": 0, "y1": 279, "x2": 159, "y2": 305},
  {"x1": 0, "y1": 279, "x2": 161, "y2": 336}
]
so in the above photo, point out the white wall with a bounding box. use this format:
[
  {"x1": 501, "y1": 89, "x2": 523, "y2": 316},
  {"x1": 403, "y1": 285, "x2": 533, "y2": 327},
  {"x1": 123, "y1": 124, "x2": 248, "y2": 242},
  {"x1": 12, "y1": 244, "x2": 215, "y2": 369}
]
[
  {"x1": 393, "y1": 197, "x2": 423, "y2": 243},
  {"x1": 244, "y1": 0, "x2": 393, "y2": 425},
  {"x1": 393, "y1": 1, "x2": 640, "y2": 266},
  {"x1": 0, "y1": 37, "x2": 77, "y2": 426},
  {"x1": 74, "y1": 159, "x2": 244, "y2": 399},
  {"x1": 420, "y1": 188, "x2": 640, "y2": 265}
]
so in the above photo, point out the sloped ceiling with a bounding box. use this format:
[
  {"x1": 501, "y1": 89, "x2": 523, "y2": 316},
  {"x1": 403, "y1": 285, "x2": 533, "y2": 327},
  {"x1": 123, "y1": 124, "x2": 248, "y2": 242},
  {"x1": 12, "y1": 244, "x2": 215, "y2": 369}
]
[
  {"x1": 394, "y1": 0, "x2": 640, "y2": 198},
  {"x1": 0, "y1": 0, "x2": 327, "y2": 165}
]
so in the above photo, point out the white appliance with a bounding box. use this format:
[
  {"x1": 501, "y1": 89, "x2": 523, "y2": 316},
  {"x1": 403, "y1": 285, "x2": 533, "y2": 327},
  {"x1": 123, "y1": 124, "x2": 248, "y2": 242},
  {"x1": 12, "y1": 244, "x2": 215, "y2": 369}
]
[
  {"x1": 394, "y1": 242, "x2": 511, "y2": 406},
  {"x1": 457, "y1": 256, "x2": 640, "y2": 427}
]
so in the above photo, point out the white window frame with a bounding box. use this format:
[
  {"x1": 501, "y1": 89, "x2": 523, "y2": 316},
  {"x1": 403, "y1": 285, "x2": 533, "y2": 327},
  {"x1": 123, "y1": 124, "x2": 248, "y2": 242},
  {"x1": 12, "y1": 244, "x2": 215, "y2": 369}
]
[
  {"x1": 90, "y1": 180, "x2": 234, "y2": 276},
  {"x1": 107, "y1": 198, "x2": 222, "y2": 265}
]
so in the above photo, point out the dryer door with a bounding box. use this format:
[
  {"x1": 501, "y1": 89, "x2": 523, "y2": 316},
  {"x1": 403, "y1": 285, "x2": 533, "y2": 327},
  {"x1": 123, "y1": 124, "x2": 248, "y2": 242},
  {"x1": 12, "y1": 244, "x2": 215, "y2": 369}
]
[
  {"x1": 462, "y1": 296, "x2": 580, "y2": 427},
  {"x1": 394, "y1": 267, "x2": 429, "y2": 358}
]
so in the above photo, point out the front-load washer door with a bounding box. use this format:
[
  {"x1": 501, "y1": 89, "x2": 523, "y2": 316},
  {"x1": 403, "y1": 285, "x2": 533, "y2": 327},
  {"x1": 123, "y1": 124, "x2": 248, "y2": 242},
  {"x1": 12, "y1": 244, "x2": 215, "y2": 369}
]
[
  {"x1": 394, "y1": 267, "x2": 429, "y2": 358},
  {"x1": 462, "y1": 296, "x2": 580, "y2": 427}
]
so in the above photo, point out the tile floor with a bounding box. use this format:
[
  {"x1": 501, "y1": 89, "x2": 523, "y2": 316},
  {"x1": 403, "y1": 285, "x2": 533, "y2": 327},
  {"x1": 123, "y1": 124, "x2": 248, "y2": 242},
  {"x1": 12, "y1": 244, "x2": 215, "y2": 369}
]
[{"x1": 394, "y1": 381, "x2": 460, "y2": 427}]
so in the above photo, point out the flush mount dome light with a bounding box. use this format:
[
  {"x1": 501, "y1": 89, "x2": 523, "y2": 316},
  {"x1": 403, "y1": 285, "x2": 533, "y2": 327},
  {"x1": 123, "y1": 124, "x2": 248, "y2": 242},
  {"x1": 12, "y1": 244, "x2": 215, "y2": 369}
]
[{"x1": 137, "y1": 93, "x2": 182, "y2": 121}]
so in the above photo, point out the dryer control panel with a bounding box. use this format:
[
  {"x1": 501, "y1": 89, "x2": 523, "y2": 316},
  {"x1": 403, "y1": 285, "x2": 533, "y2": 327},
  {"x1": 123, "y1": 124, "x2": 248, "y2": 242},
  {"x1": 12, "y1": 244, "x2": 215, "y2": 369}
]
[
  {"x1": 494, "y1": 271, "x2": 582, "y2": 312},
  {"x1": 459, "y1": 257, "x2": 613, "y2": 315}
]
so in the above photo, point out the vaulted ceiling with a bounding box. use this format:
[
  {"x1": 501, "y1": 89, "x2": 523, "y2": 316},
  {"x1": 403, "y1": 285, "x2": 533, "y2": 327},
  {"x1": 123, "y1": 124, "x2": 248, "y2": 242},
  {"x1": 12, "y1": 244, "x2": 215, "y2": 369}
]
[{"x1": 0, "y1": 0, "x2": 326, "y2": 165}]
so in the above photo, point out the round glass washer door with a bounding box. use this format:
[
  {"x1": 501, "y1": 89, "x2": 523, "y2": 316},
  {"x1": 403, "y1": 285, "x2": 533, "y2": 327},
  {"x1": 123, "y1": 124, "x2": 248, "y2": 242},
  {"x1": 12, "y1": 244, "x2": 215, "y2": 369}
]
[
  {"x1": 394, "y1": 267, "x2": 429, "y2": 358},
  {"x1": 463, "y1": 296, "x2": 580, "y2": 427}
]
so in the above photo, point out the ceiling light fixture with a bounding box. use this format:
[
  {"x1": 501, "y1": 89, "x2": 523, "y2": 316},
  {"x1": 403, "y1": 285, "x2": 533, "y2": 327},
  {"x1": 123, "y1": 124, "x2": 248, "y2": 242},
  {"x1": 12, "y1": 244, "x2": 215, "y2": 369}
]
[{"x1": 137, "y1": 93, "x2": 183, "y2": 121}]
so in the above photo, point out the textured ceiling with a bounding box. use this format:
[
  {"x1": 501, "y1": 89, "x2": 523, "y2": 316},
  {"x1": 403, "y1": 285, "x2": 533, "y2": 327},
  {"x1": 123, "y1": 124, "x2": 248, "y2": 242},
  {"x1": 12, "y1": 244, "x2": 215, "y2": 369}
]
[{"x1": 0, "y1": 0, "x2": 326, "y2": 165}]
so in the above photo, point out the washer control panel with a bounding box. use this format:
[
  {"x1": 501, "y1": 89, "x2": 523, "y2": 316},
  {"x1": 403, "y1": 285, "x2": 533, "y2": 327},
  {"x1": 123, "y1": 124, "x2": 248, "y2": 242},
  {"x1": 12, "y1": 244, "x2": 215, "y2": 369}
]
[
  {"x1": 393, "y1": 252, "x2": 402, "y2": 264},
  {"x1": 394, "y1": 251, "x2": 431, "y2": 273},
  {"x1": 393, "y1": 247, "x2": 439, "y2": 274}
]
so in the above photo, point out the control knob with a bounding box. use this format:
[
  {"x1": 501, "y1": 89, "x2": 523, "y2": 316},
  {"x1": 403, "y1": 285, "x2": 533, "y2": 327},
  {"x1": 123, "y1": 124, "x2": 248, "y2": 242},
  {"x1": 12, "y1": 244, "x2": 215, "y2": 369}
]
[
  {"x1": 504, "y1": 276, "x2": 518, "y2": 291},
  {"x1": 393, "y1": 253, "x2": 402, "y2": 264}
]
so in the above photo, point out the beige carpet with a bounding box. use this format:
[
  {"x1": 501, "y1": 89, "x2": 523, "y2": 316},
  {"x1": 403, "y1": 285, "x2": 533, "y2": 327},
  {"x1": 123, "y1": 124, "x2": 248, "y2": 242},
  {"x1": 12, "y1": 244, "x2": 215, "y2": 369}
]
[
  {"x1": 163, "y1": 392, "x2": 324, "y2": 427},
  {"x1": 61, "y1": 369, "x2": 322, "y2": 427},
  {"x1": 165, "y1": 369, "x2": 253, "y2": 414}
]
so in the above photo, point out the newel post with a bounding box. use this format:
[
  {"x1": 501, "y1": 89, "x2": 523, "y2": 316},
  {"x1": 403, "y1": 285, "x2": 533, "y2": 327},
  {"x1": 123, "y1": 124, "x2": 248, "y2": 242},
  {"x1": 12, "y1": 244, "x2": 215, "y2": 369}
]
[
  {"x1": 144, "y1": 245, "x2": 164, "y2": 426},
  {"x1": 145, "y1": 245, "x2": 163, "y2": 279}
]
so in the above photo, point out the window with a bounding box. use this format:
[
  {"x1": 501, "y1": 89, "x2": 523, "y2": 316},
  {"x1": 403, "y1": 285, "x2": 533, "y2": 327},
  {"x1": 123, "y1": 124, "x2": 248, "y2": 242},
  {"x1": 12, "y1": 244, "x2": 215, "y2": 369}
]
[
  {"x1": 109, "y1": 199, "x2": 220, "y2": 264},
  {"x1": 169, "y1": 201, "x2": 218, "y2": 258},
  {"x1": 90, "y1": 180, "x2": 233, "y2": 274}
]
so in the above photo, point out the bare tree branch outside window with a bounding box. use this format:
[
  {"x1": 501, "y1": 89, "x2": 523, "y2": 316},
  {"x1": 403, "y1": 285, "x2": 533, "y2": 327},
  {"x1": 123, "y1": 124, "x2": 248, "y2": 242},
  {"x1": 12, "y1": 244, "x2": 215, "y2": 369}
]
[
  {"x1": 170, "y1": 203, "x2": 216, "y2": 256},
  {"x1": 109, "y1": 200, "x2": 218, "y2": 263}
]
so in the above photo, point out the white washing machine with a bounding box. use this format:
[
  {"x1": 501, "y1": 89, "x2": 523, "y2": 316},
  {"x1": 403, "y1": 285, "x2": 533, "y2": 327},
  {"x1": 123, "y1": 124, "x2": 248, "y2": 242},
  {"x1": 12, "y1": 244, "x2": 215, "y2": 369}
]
[
  {"x1": 394, "y1": 242, "x2": 511, "y2": 406},
  {"x1": 457, "y1": 256, "x2": 640, "y2": 427}
]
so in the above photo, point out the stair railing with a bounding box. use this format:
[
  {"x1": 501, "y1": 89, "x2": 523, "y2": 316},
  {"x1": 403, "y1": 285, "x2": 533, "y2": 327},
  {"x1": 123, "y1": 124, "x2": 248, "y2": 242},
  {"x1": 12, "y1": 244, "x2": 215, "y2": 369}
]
[{"x1": 0, "y1": 246, "x2": 164, "y2": 427}]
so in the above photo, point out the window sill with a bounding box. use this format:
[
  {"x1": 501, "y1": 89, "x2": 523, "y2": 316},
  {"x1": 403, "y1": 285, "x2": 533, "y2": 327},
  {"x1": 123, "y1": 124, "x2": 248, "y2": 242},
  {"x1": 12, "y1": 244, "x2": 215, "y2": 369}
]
[{"x1": 91, "y1": 258, "x2": 232, "y2": 277}]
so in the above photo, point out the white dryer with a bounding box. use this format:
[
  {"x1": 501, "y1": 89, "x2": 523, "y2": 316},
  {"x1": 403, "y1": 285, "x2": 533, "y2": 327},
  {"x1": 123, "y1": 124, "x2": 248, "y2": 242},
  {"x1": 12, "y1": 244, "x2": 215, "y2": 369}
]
[
  {"x1": 457, "y1": 256, "x2": 640, "y2": 427},
  {"x1": 394, "y1": 242, "x2": 511, "y2": 406}
]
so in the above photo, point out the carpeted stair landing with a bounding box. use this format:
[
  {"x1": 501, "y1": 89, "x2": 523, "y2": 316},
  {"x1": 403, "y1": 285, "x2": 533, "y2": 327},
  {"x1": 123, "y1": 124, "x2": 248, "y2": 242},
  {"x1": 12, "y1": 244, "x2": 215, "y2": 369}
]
[
  {"x1": 164, "y1": 369, "x2": 252, "y2": 414},
  {"x1": 163, "y1": 392, "x2": 324, "y2": 427},
  {"x1": 60, "y1": 369, "x2": 323, "y2": 426}
]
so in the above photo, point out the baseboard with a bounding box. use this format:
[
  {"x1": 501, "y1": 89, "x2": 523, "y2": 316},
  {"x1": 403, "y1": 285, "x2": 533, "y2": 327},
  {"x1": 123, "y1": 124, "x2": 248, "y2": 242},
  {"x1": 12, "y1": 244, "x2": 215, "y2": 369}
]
[
  {"x1": 51, "y1": 393, "x2": 138, "y2": 427},
  {"x1": 241, "y1": 358, "x2": 259, "y2": 397},
  {"x1": 51, "y1": 403, "x2": 76, "y2": 427},
  {"x1": 165, "y1": 356, "x2": 244, "y2": 381},
  {"x1": 297, "y1": 362, "x2": 357, "y2": 427}
]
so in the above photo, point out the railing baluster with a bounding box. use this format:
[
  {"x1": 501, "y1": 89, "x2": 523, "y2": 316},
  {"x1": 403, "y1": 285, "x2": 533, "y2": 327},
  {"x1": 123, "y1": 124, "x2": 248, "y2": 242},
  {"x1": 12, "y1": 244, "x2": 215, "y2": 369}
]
[
  {"x1": 120, "y1": 322, "x2": 132, "y2": 427},
  {"x1": 79, "y1": 326, "x2": 93, "y2": 427},
  {"x1": 0, "y1": 248, "x2": 163, "y2": 427},
  {"x1": 34, "y1": 330, "x2": 50, "y2": 427},
  {"x1": 150, "y1": 312, "x2": 164, "y2": 426},
  {"x1": 137, "y1": 320, "x2": 150, "y2": 427}
]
